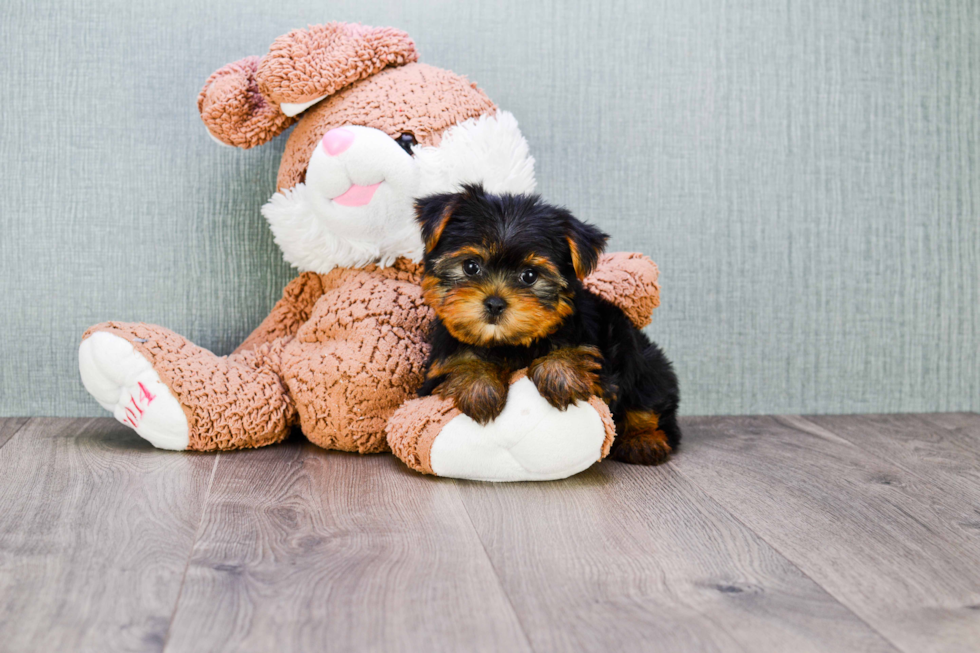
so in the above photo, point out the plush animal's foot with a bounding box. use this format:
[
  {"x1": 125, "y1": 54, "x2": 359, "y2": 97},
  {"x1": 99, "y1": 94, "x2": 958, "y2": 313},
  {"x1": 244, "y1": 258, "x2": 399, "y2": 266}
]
[
  {"x1": 387, "y1": 375, "x2": 616, "y2": 482},
  {"x1": 79, "y1": 331, "x2": 189, "y2": 450},
  {"x1": 528, "y1": 346, "x2": 603, "y2": 410},
  {"x1": 609, "y1": 411, "x2": 672, "y2": 465}
]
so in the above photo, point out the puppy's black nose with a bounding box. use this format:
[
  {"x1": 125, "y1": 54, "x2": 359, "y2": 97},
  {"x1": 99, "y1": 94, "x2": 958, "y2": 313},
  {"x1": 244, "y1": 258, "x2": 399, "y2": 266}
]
[{"x1": 484, "y1": 296, "x2": 507, "y2": 317}]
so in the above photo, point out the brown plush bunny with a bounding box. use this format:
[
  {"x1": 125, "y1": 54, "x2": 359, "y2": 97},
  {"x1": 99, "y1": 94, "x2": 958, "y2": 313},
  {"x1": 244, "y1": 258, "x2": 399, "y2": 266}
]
[{"x1": 78, "y1": 23, "x2": 661, "y2": 481}]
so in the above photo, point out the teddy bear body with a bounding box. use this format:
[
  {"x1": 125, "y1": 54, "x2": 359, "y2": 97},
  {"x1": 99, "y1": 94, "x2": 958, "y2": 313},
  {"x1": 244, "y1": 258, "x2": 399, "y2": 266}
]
[{"x1": 78, "y1": 22, "x2": 663, "y2": 481}]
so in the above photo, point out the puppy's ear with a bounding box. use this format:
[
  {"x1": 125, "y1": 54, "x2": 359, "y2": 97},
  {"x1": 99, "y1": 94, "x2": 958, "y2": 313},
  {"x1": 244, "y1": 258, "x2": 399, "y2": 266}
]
[
  {"x1": 563, "y1": 211, "x2": 609, "y2": 279},
  {"x1": 415, "y1": 193, "x2": 459, "y2": 253}
]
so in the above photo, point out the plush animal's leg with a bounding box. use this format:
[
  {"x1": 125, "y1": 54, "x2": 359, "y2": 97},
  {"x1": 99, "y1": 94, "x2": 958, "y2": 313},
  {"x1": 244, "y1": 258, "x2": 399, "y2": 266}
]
[
  {"x1": 80, "y1": 322, "x2": 295, "y2": 451},
  {"x1": 275, "y1": 261, "x2": 435, "y2": 455},
  {"x1": 609, "y1": 409, "x2": 680, "y2": 465},
  {"x1": 386, "y1": 370, "x2": 616, "y2": 481},
  {"x1": 385, "y1": 394, "x2": 461, "y2": 475}
]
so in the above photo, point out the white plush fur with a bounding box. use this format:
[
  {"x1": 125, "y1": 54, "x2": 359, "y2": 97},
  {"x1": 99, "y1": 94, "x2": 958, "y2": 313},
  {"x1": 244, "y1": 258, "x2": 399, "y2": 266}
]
[
  {"x1": 205, "y1": 127, "x2": 234, "y2": 148},
  {"x1": 263, "y1": 125, "x2": 423, "y2": 273},
  {"x1": 428, "y1": 378, "x2": 606, "y2": 482},
  {"x1": 79, "y1": 332, "x2": 189, "y2": 450},
  {"x1": 414, "y1": 110, "x2": 536, "y2": 197},
  {"x1": 261, "y1": 111, "x2": 536, "y2": 274},
  {"x1": 280, "y1": 95, "x2": 328, "y2": 117}
]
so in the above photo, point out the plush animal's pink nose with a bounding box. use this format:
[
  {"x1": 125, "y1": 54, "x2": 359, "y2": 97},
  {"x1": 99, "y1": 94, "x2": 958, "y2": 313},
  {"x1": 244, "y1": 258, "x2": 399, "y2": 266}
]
[{"x1": 321, "y1": 128, "x2": 355, "y2": 156}]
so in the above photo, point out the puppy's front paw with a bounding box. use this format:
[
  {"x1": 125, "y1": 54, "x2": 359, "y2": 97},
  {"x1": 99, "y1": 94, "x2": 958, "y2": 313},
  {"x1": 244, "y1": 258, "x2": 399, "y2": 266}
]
[
  {"x1": 528, "y1": 346, "x2": 603, "y2": 410},
  {"x1": 448, "y1": 377, "x2": 508, "y2": 425},
  {"x1": 431, "y1": 357, "x2": 510, "y2": 425}
]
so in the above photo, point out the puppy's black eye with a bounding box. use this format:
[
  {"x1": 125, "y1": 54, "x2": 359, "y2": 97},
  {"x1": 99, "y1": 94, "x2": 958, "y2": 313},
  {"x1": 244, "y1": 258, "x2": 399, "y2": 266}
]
[
  {"x1": 394, "y1": 132, "x2": 417, "y2": 155},
  {"x1": 519, "y1": 269, "x2": 538, "y2": 285},
  {"x1": 463, "y1": 259, "x2": 482, "y2": 276}
]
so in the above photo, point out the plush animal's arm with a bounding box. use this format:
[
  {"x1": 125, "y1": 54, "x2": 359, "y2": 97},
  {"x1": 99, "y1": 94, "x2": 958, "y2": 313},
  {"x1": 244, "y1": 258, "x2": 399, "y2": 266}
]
[
  {"x1": 234, "y1": 271, "x2": 326, "y2": 354},
  {"x1": 582, "y1": 252, "x2": 661, "y2": 329}
]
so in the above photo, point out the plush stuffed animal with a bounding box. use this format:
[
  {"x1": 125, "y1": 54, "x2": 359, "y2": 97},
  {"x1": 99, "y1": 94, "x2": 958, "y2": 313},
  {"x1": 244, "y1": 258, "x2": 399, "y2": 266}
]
[{"x1": 78, "y1": 22, "x2": 662, "y2": 482}]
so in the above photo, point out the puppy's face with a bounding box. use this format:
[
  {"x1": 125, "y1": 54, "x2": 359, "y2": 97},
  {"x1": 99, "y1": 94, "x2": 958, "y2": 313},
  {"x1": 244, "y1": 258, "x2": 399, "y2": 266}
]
[{"x1": 416, "y1": 185, "x2": 608, "y2": 347}]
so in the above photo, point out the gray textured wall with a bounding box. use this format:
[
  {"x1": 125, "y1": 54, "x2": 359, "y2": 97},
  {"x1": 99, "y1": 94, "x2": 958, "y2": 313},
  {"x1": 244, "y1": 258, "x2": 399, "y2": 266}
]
[{"x1": 1, "y1": 0, "x2": 977, "y2": 417}]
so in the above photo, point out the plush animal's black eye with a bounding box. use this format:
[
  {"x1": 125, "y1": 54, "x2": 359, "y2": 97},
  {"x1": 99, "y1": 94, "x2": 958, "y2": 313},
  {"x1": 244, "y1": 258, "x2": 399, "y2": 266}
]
[
  {"x1": 463, "y1": 259, "x2": 481, "y2": 276},
  {"x1": 519, "y1": 269, "x2": 538, "y2": 285},
  {"x1": 395, "y1": 132, "x2": 417, "y2": 155}
]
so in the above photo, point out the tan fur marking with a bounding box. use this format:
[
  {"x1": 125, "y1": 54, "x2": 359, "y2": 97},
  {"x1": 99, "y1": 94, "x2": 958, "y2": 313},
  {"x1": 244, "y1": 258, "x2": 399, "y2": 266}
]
[
  {"x1": 433, "y1": 281, "x2": 573, "y2": 347},
  {"x1": 523, "y1": 253, "x2": 560, "y2": 277},
  {"x1": 430, "y1": 352, "x2": 510, "y2": 424},
  {"x1": 613, "y1": 410, "x2": 672, "y2": 465},
  {"x1": 567, "y1": 236, "x2": 587, "y2": 279},
  {"x1": 426, "y1": 202, "x2": 456, "y2": 252},
  {"x1": 528, "y1": 346, "x2": 603, "y2": 410}
]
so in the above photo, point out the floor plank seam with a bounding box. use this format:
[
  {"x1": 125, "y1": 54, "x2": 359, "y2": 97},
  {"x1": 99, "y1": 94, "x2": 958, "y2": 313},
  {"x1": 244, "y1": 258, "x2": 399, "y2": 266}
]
[
  {"x1": 789, "y1": 415, "x2": 936, "y2": 473},
  {"x1": 799, "y1": 413, "x2": 980, "y2": 461},
  {"x1": 796, "y1": 413, "x2": 970, "y2": 474},
  {"x1": 667, "y1": 459, "x2": 907, "y2": 653},
  {"x1": 0, "y1": 417, "x2": 33, "y2": 451},
  {"x1": 451, "y1": 478, "x2": 538, "y2": 653},
  {"x1": 913, "y1": 413, "x2": 980, "y2": 456},
  {"x1": 790, "y1": 414, "x2": 980, "y2": 565},
  {"x1": 792, "y1": 414, "x2": 980, "y2": 548},
  {"x1": 5, "y1": 416, "x2": 976, "y2": 651},
  {"x1": 160, "y1": 452, "x2": 221, "y2": 653}
]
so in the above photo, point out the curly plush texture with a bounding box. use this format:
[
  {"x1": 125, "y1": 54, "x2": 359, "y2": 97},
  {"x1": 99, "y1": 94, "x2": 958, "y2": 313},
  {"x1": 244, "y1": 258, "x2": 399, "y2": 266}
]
[
  {"x1": 281, "y1": 259, "x2": 433, "y2": 452},
  {"x1": 83, "y1": 260, "x2": 435, "y2": 454},
  {"x1": 582, "y1": 252, "x2": 660, "y2": 329},
  {"x1": 198, "y1": 56, "x2": 297, "y2": 149},
  {"x1": 590, "y1": 395, "x2": 617, "y2": 459},
  {"x1": 235, "y1": 271, "x2": 327, "y2": 354},
  {"x1": 82, "y1": 22, "x2": 670, "y2": 482},
  {"x1": 386, "y1": 394, "x2": 461, "y2": 474},
  {"x1": 257, "y1": 23, "x2": 418, "y2": 104},
  {"x1": 276, "y1": 63, "x2": 496, "y2": 191},
  {"x1": 81, "y1": 322, "x2": 296, "y2": 451}
]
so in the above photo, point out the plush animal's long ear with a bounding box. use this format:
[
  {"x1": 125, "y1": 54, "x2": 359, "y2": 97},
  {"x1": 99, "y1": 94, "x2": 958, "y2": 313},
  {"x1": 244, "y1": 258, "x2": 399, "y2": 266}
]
[
  {"x1": 256, "y1": 22, "x2": 418, "y2": 116},
  {"x1": 198, "y1": 56, "x2": 296, "y2": 149},
  {"x1": 563, "y1": 211, "x2": 609, "y2": 279},
  {"x1": 415, "y1": 193, "x2": 460, "y2": 253}
]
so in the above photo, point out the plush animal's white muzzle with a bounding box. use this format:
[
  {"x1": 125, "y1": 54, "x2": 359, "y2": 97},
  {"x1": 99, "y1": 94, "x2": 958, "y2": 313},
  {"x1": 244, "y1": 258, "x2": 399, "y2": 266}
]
[
  {"x1": 262, "y1": 124, "x2": 424, "y2": 273},
  {"x1": 302, "y1": 125, "x2": 420, "y2": 239}
]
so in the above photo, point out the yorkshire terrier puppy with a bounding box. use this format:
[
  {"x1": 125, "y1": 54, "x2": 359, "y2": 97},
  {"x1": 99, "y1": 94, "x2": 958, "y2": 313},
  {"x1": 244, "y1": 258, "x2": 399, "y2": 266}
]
[{"x1": 415, "y1": 184, "x2": 681, "y2": 465}]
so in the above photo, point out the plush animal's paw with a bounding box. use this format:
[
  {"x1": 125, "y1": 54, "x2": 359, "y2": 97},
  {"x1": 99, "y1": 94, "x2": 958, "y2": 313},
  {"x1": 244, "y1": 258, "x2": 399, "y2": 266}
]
[
  {"x1": 387, "y1": 376, "x2": 617, "y2": 482},
  {"x1": 78, "y1": 332, "x2": 189, "y2": 450},
  {"x1": 528, "y1": 346, "x2": 603, "y2": 410}
]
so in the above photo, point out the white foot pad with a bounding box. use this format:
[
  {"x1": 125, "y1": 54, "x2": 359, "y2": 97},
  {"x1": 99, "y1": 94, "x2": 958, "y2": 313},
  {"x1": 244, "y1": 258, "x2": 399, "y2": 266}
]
[
  {"x1": 78, "y1": 332, "x2": 190, "y2": 450},
  {"x1": 429, "y1": 377, "x2": 607, "y2": 482}
]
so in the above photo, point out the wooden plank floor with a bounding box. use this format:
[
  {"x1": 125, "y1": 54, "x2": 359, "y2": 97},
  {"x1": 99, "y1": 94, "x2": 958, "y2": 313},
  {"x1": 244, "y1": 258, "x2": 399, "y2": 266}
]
[{"x1": 0, "y1": 414, "x2": 977, "y2": 652}]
